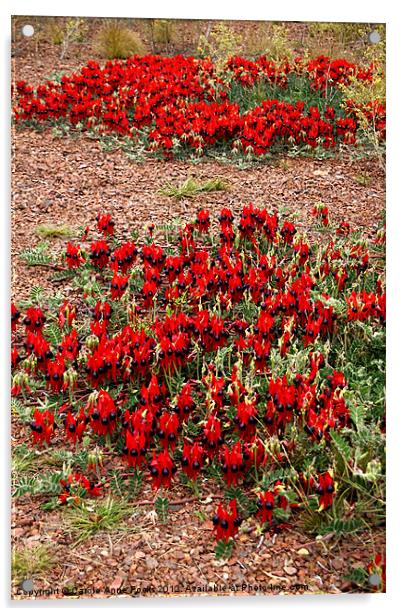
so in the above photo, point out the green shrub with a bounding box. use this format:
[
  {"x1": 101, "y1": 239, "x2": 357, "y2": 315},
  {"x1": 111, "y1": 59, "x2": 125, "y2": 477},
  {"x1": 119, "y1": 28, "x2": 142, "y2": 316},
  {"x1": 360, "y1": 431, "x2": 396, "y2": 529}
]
[
  {"x1": 46, "y1": 21, "x2": 64, "y2": 45},
  {"x1": 258, "y1": 23, "x2": 294, "y2": 61},
  {"x1": 153, "y1": 19, "x2": 175, "y2": 45},
  {"x1": 97, "y1": 21, "x2": 146, "y2": 59},
  {"x1": 197, "y1": 22, "x2": 242, "y2": 75},
  {"x1": 12, "y1": 545, "x2": 53, "y2": 583},
  {"x1": 159, "y1": 177, "x2": 230, "y2": 199}
]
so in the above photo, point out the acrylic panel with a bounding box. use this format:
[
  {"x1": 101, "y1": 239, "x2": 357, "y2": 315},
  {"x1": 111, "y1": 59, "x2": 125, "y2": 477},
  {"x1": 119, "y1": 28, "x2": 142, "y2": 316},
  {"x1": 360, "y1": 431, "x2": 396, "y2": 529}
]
[{"x1": 11, "y1": 15, "x2": 386, "y2": 599}]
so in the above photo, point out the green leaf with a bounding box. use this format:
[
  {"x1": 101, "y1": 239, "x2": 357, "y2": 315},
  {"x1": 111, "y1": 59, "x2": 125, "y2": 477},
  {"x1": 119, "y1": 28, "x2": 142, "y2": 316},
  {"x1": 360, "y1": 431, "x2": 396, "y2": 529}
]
[
  {"x1": 41, "y1": 497, "x2": 61, "y2": 511},
  {"x1": 128, "y1": 470, "x2": 143, "y2": 499},
  {"x1": 30, "y1": 286, "x2": 44, "y2": 304},
  {"x1": 273, "y1": 507, "x2": 291, "y2": 522},
  {"x1": 214, "y1": 538, "x2": 234, "y2": 561},
  {"x1": 12, "y1": 476, "x2": 37, "y2": 498},
  {"x1": 44, "y1": 323, "x2": 63, "y2": 348},
  {"x1": 345, "y1": 566, "x2": 368, "y2": 587},
  {"x1": 155, "y1": 496, "x2": 169, "y2": 523},
  {"x1": 319, "y1": 517, "x2": 363, "y2": 535},
  {"x1": 52, "y1": 269, "x2": 76, "y2": 282},
  {"x1": 330, "y1": 430, "x2": 352, "y2": 461},
  {"x1": 38, "y1": 471, "x2": 65, "y2": 495},
  {"x1": 73, "y1": 450, "x2": 89, "y2": 471},
  {"x1": 224, "y1": 486, "x2": 255, "y2": 516},
  {"x1": 350, "y1": 406, "x2": 366, "y2": 432},
  {"x1": 260, "y1": 468, "x2": 296, "y2": 490},
  {"x1": 109, "y1": 470, "x2": 126, "y2": 499},
  {"x1": 20, "y1": 243, "x2": 52, "y2": 266},
  {"x1": 11, "y1": 399, "x2": 32, "y2": 422}
]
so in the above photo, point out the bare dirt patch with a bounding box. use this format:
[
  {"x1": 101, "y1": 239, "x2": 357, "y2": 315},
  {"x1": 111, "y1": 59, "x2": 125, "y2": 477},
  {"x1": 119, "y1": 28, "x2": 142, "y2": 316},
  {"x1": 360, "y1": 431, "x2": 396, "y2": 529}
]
[{"x1": 12, "y1": 129, "x2": 384, "y2": 300}]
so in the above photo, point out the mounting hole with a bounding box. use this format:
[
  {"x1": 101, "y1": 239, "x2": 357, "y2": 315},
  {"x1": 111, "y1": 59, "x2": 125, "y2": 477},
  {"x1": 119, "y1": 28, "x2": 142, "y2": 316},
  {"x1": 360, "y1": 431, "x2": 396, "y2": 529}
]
[
  {"x1": 368, "y1": 30, "x2": 381, "y2": 44},
  {"x1": 21, "y1": 579, "x2": 34, "y2": 592},
  {"x1": 368, "y1": 573, "x2": 381, "y2": 587},
  {"x1": 22, "y1": 24, "x2": 35, "y2": 38}
]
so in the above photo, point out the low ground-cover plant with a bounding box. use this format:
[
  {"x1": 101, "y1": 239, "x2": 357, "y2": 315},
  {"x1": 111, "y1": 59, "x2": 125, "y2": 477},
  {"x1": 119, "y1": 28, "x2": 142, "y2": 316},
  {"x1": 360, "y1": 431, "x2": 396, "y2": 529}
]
[
  {"x1": 12, "y1": 53, "x2": 385, "y2": 159},
  {"x1": 11, "y1": 203, "x2": 385, "y2": 558},
  {"x1": 46, "y1": 18, "x2": 88, "y2": 60},
  {"x1": 96, "y1": 21, "x2": 146, "y2": 59},
  {"x1": 36, "y1": 223, "x2": 76, "y2": 239},
  {"x1": 12, "y1": 545, "x2": 54, "y2": 584},
  {"x1": 159, "y1": 177, "x2": 230, "y2": 199}
]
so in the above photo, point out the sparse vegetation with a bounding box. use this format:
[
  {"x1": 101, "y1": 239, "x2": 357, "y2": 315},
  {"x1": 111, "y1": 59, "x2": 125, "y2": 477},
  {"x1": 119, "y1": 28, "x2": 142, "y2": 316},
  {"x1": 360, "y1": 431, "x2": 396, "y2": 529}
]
[
  {"x1": 64, "y1": 497, "x2": 134, "y2": 545},
  {"x1": 159, "y1": 177, "x2": 231, "y2": 199},
  {"x1": 153, "y1": 19, "x2": 175, "y2": 46},
  {"x1": 197, "y1": 22, "x2": 242, "y2": 75},
  {"x1": 12, "y1": 545, "x2": 54, "y2": 583},
  {"x1": 36, "y1": 223, "x2": 75, "y2": 239},
  {"x1": 96, "y1": 21, "x2": 146, "y2": 59},
  {"x1": 355, "y1": 172, "x2": 372, "y2": 187},
  {"x1": 45, "y1": 18, "x2": 88, "y2": 60}
]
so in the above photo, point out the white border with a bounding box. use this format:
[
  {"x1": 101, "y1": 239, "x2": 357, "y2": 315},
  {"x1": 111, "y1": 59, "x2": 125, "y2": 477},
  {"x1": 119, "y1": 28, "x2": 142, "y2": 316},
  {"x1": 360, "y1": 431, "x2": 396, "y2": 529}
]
[{"x1": 2, "y1": 1, "x2": 401, "y2": 614}]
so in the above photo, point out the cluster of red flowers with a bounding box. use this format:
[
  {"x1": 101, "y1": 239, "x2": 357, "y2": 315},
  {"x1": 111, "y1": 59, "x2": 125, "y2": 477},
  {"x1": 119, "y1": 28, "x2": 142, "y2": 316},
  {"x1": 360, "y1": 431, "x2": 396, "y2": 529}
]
[
  {"x1": 347, "y1": 290, "x2": 385, "y2": 323},
  {"x1": 343, "y1": 99, "x2": 386, "y2": 141},
  {"x1": 11, "y1": 204, "x2": 385, "y2": 539},
  {"x1": 212, "y1": 499, "x2": 242, "y2": 542},
  {"x1": 312, "y1": 203, "x2": 329, "y2": 226},
  {"x1": 12, "y1": 54, "x2": 385, "y2": 156},
  {"x1": 212, "y1": 469, "x2": 336, "y2": 543},
  {"x1": 226, "y1": 54, "x2": 374, "y2": 91},
  {"x1": 59, "y1": 472, "x2": 102, "y2": 504},
  {"x1": 304, "y1": 55, "x2": 374, "y2": 90},
  {"x1": 256, "y1": 481, "x2": 292, "y2": 525}
]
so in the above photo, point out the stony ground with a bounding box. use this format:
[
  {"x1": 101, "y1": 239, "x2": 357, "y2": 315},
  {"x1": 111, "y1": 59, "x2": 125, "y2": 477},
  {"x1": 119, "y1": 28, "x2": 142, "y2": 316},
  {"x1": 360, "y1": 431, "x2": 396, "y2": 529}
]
[
  {"x1": 11, "y1": 19, "x2": 385, "y2": 600},
  {"x1": 11, "y1": 127, "x2": 385, "y2": 600},
  {"x1": 12, "y1": 129, "x2": 385, "y2": 300}
]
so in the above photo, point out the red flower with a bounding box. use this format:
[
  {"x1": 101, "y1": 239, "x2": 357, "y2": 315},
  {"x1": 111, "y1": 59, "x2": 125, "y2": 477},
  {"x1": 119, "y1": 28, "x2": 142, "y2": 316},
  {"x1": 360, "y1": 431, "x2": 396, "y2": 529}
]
[
  {"x1": 196, "y1": 209, "x2": 211, "y2": 233},
  {"x1": 312, "y1": 203, "x2": 329, "y2": 226},
  {"x1": 347, "y1": 291, "x2": 377, "y2": 322},
  {"x1": 11, "y1": 346, "x2": 21, "y2": 368},
  {"x1": 368, "y1": 553, "x2": 386, "y2": 592},
  {"x1": 110, "y1": 241, "x2": 137, "y2": 272},
  {"x1": 59, "y1": 472, "x2": 102, "y2": 504},
  {"x1": 110, "y1": 272, "x2": 129, "y2": 300},
  {"x1": 233, "y1": 400, "x2": 258, "y2": 437},
  {"x1": 142, "y1": 280, "x2": 158, "y2": 308},
  {"x1": 89, "y1": 390, "x2": 118, "y2": 436},
  {"x1": 30, "y1": 409, "x2": 55, "y2": 445},
  {"x1": 45, "y1": 355, "x2": 66, "y2": 392},
  {"x1": 65, "y1": 409, "x2": 87, "y2": 444},
  {"x1": 23, "y1": 330, "x2": 51, "y2": 369},
  {"x1": 90, "y1": 240, "x2": 110, "y2": 269},
  {"x1": 202, "y1": 414, "x2": 223, "y2": 454},
  {"x1": 174, "y1": 382, "x2": 195, "y2": 420},
  {"x1": 336, "y1": 221, "x2": 351, "y2": 236},
  {"x1": 65, "y1": 242, "x2": 85, "y2": 269},
  {"x1": 59, "y1": 329, "x2": 79, "y2": 361},
  {"x1": 11, "y1": 303, "x2": 21, "y2": 333},
  {"x1": 181, "y1": 442, "x2": 205, "y2": 479},
  {"x1": 123, "y1": 430, "x2": 147, "y2": 468},
  {"x1": 149, "y1": 449, "x2": 177, "y2": 489},
  {"x1": 157, "y1": 412, "x2": 180, "y2": 451},
  {"x1": 317, "y1": 471, "x2": 336, "y2": 510},
  {"x1": 212, "y1": 499, "x2": 241, "y2": 542},
  {"x1": 96, "y1": 213, "x2": 115, "y2": 236},
  {"x1": 221, "y1": 442, "x2": 244, "y2": 486},
  {"x1": 256, "y1": 490, "x2": 275, "y2": 524},
  {"x1": 58, "y1": 300, "x2": 76, "y2": 329},
  {"x1": 23, "y1": 307, "x2": 46, "y2": 332},
  {"x1": 281, "y1": 221, "x2": 296, "y2": 243}
]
